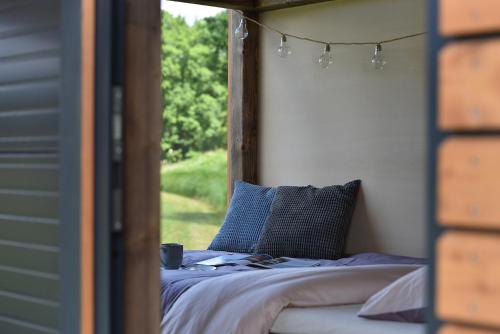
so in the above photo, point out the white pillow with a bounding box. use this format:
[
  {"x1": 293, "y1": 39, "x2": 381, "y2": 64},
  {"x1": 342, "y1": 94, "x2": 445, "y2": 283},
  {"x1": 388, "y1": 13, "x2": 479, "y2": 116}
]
[{"x1": 358, "y1": 266, "x2": 427, "y2": 323}]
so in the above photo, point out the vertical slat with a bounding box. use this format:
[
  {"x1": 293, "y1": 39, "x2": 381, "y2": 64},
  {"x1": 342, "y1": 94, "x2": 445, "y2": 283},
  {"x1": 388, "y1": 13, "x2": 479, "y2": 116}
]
[
  {"x1": 123, "y1": 0, "x2": 161, "y2": 333},
  {"x1": 80, "y1": 0, "x2": 95, "y2": 333},
  {"x1": 228, "y1": 10, "x2": 259, "y2": 199}
]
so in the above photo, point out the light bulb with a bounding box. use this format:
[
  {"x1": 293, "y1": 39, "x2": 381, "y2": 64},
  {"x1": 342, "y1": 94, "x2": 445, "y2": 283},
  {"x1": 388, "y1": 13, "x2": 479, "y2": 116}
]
[
  {"x1": 277, "y1": 35, "x2": 292, "y2": 58},
  {"x1": 235, "y1": 18, "x2": 248, "y2": 40},
  {"x1": 371, "y1": 43, "x2": 387, "y2": 70},
  {"x1": 318, "y1": 44, "x2": 333, "y2": 69}
]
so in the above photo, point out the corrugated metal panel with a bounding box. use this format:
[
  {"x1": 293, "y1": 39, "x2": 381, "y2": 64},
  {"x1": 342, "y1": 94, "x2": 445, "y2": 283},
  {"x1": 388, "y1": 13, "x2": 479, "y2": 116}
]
[{"x1": 0, "y1": 1, "x2": 61, "y2": 333}]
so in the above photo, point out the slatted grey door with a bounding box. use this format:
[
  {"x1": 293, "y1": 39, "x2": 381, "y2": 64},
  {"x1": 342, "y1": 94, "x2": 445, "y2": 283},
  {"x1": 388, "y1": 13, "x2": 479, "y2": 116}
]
[{"x1": 0, "y1": 1, "x2": 78, "y2": 333}]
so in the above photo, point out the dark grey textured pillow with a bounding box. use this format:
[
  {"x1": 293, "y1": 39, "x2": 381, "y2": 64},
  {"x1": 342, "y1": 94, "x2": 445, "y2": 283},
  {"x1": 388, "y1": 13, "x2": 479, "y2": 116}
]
[{"x1": 254, "y1": 180, "x2": 361, "y2": 260}]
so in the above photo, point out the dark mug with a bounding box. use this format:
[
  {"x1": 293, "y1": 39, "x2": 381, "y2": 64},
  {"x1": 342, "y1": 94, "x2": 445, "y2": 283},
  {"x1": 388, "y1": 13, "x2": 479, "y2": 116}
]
[{"x1": 160, "y1": 243, "x2": 183, "y2": 269}]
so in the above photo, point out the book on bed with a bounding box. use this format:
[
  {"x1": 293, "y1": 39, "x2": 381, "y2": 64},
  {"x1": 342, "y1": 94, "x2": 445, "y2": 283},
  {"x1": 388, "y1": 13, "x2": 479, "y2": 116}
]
[{"x1": 195, "y1": 254, "x2": 320, "y2": 269}]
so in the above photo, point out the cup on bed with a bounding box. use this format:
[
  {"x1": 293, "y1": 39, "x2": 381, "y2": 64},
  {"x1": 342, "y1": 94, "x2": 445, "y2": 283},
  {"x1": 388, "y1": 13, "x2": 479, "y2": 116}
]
[{"x1": 161, "y1": 243, "x2": 183, "y2": 269}]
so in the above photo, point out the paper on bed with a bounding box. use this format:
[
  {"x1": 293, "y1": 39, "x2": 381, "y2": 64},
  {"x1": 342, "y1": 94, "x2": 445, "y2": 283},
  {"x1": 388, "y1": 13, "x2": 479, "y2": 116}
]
[
  {"x1": 161, "y1": 264, "x2": 421, "y2": 334},
  {"x1": 195, "y1": 254, "x2": 319, "y2": 269},
  {"x1": 195, "y1": 254, "x2": 272, "y2": 266}
]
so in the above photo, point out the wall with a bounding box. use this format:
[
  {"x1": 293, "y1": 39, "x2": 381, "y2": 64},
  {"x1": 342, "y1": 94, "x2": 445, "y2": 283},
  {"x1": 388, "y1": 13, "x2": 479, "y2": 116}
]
[{"x1": 259, "y1": 0, "x2": 427, "y2": 257}]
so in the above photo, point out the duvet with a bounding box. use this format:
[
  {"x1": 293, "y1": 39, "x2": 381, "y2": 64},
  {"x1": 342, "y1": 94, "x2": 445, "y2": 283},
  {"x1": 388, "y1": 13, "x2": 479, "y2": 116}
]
[
  {"x1": 162, "y1": 264, "x2": 421, "y2": 334},
  {"x1": 160, "y1": 251, "x2": 425, "y2": 334}
]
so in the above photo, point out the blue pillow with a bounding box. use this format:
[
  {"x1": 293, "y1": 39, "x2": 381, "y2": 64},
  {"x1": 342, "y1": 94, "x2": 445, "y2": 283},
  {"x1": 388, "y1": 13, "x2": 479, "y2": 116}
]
[
  {"x1": 208, "y1": 181, "x2": 276, "y2": 253},
  {"x1": 254, "y1": 180, "x2": 361, "y2": 260}
]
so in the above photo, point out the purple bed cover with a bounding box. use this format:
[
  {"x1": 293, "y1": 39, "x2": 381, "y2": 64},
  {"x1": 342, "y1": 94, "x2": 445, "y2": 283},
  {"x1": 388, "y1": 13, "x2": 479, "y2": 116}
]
[{"x1": 160, "y1": 250, "x2": 426, "y2": 316}]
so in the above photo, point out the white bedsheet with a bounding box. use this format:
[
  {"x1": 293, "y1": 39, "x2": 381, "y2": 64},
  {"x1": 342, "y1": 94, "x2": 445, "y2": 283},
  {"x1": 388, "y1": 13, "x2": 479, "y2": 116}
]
[
  {"x1": 271, "y1": 304, "x2": 425, "y2": 334},
  {"x1": 161, "y1": 265, "x2": 421, "y2": 334}
]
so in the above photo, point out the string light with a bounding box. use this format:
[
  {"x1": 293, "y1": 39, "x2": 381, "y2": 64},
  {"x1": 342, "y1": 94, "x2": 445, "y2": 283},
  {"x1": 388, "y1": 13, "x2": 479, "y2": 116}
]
[
  {"x1": 234, "y1": 11, "x2": 426, "y2": 69},
  {"x1": 371, "y1": 43, "x2": 387, "y2": 70},
  {"x1": 318, "y1": 44, "x2": 333, "y2": 69},
  {"x1": 277, "y1": 35, "x2": 292, "y2": 58},
  {"x1": 235, "y1": 17, "x2": 248, "y2": 40}
]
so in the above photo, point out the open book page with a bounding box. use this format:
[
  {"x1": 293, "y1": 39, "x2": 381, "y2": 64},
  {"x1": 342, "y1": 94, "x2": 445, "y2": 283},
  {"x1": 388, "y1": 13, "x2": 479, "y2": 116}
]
[
  {"x1": 196, "y1": 254, "x2": 272, "y2": 266},
  {"x1": 196, "y1": 255, "x2": 320, "y2": 269}
]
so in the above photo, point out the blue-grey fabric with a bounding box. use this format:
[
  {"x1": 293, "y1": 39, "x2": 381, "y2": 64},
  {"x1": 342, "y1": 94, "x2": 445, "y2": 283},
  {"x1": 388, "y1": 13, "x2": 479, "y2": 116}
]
[
  {"x1": 208, "y1": 181, "x2": 276, "y2": 253},
  {"x1": 254, "y1": 180, "x2": 361, "y2": 260},
  {"x1": 160, "y1": 250, "x2": 425, "y2": 316}
]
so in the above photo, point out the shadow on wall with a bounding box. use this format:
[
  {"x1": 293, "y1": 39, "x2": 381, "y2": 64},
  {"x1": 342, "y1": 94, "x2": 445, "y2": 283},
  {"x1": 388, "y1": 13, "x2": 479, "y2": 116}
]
[{"x1": 345, "y1": 186, "x2": 380, "y2": 254}]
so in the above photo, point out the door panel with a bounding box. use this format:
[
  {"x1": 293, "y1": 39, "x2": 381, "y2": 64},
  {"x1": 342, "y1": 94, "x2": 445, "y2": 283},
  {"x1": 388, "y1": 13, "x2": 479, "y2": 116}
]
[{"x1": 0, "y1": 2, "x2": 61, "y2": 333}]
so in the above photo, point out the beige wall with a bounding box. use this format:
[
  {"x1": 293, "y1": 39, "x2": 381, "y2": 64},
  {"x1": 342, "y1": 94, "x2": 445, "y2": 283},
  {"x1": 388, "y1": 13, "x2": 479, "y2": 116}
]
[{"x1": 258, "y1": 0, "x2": 427, "y2": 257}]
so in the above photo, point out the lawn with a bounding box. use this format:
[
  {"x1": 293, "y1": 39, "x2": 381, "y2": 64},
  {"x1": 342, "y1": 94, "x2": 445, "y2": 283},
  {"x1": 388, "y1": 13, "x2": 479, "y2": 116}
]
[
  {"x1": 161, "y1": 192, "x2": 225, "y2": 249},
  {"x1": 160, "y1": 150, "x2": 227, "y2": 249},
  {"x1": 161, "y1": 150, "x2": 227, "y2": 210}
]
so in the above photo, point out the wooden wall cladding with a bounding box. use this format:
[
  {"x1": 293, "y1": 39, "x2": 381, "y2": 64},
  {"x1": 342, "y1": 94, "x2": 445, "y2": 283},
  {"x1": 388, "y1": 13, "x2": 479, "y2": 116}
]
[
  {"x1": 440, "y1": 324, "x2": 500, "y2": 334},
  {"x1": 439, "y1": 40, "x2": 500, "y2": 130},
  {"x1": 438, "y1": 137, "x2": 500, "y2": 228},
  {"x1": 437, "y1": 232, "x2": 500, "y2": 329},
  {"x1": 440, "y1": 0, "x2": 500, "y2": 36}
]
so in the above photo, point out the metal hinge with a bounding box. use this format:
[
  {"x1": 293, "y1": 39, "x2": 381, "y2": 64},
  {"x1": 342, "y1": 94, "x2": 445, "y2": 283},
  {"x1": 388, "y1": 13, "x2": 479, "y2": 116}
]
[
  {"x1": 112, "y1": 188, "x2": 123, "y2": 232},
  {"x1": 112, "y1": 86, "x2": 123, "y2": 232},
  {"x1": 112, "y1": 86, "x2": 123, "y2": 162}
]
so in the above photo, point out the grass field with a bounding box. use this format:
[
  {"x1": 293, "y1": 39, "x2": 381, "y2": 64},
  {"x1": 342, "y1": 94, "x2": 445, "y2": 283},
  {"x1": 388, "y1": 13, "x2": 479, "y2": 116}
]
[
  {"x1": 161, "y1": 150, "x2": 227, "y2": 210},
  {"x1": 161, "y1": 150, "x2": 227, "y2": 249}
]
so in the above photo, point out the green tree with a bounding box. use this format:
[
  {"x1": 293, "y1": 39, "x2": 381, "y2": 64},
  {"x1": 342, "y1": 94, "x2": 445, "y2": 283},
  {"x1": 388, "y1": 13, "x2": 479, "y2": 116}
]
[{"x1": 161, "y1": 11, "x2": 228, "y2": 162}]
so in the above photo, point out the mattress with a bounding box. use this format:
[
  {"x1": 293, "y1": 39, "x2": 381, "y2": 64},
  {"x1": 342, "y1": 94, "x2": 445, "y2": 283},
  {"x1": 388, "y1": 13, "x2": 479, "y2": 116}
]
[{"x1": 271, "y1": 304, "x2": 426, "y2": 334}]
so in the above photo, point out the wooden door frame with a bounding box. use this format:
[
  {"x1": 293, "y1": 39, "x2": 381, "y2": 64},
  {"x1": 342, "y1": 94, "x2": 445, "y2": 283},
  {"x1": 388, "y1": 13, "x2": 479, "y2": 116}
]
[
  {"x1": 121, "y1": 1, "x2": 337, "y2": 333},
  {"x1": 122, "y1": 0, "x2": 162, "y2": 333}
]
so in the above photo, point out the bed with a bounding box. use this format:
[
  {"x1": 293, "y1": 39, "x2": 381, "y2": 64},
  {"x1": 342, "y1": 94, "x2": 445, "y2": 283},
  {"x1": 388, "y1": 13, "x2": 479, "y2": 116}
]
[
  {"x1": 160, "y1": 180, "x2": 427, "y2": 333},
  {"x1": 160, "y1": 250, "x2": 426, "y2": 334}
]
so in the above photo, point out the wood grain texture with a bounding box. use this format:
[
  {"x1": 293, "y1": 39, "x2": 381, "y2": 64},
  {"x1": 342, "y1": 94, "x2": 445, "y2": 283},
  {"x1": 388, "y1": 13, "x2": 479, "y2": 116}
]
[
  {"x1": 255, "y1": 0, "x2": 339, "y2": 11},
  {"x1": 439, "y1": 40, "x2": 500, "y2": 130},
  {"x1": 81, "y1": 0, "x2": 95, "y2": 333},
  {"x1": 440, "y1": 325, "x2": 500, "y2": 334},
  {"x1": 440, "y1": 0, "x2": 500, "y2": 36},
  {"x1": 123, "y1": 0, "x2": 161, "y2": 333},
  {"x1": 171, "y1": 0, "x2": 254, "y2": 10},
  {"x1": 167, "y1": 0, "x2": 337, "y2": 11},
  {"x1": 228, "y1": 10, "x2": 259, "y2": 197},
  {"x1": 438, "y1": 137, "x2": 500, "y2": 228},
  {"x1": 437, "y1": 232, "x2": 500, "y2": 329}
]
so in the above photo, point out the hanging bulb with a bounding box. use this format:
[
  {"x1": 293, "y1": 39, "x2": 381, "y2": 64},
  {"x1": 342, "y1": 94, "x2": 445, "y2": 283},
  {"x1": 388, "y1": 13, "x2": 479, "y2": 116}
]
[
  {"x1": 318, "y1": 44, "x2": 333, "y2": 69},
  {"x1": 277, "y1": 35, "x2": 292, "y2": 58},
  {"x1": 371, "y1": 43, "x2": 387, "y2": 70},
  {"x1": 235, "y1": 18, "x2": 248, "y2": 40}
]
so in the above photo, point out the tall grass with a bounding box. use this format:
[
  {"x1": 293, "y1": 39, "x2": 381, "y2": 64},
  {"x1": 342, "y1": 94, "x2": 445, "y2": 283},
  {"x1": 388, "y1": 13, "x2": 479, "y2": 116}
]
[{"x1": 161, "y1": 150, "x2": 227, "y2": 210}]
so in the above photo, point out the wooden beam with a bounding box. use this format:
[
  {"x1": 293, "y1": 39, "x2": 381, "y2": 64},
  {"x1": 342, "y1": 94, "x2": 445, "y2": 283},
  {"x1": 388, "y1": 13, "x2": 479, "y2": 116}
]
[
  {"x1": 228, "y1": 10, "x2": 259, "y2": 197},
  {"x1": 80, "y1": 0, "x2": 95, "y2": 334},
  {"x1": 175, "y1": 0, "x2": 254, "y2": 11},
  {"x1": 255, "y1": 0, "x2": 338, "y2": 12},
  {"x1": 123, "y1": 0, "x2": 161, "y2": 333},
  {"x1": 173, "y1": 0, "x2": 338, "y2": 11}
]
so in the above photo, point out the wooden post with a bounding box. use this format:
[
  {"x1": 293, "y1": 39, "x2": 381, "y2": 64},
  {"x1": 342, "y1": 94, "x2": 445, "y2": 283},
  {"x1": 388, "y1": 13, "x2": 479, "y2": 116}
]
[
  {"x1": 123, "y1": 0, "x2": 162, "y2": 333},
  {"x1": 228, "y1": 10, "x2": 260, "y2": 198}
]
